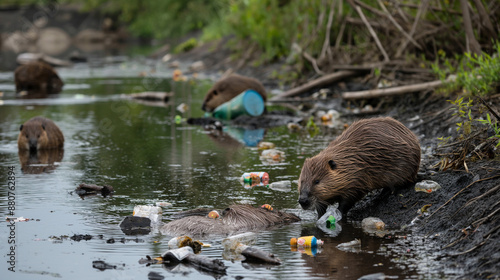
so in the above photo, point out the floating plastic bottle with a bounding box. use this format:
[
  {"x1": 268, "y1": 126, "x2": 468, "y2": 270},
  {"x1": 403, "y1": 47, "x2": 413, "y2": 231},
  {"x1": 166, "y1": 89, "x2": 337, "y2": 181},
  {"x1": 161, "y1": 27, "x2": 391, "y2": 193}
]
[
  {"x1": 222, "y1": 232, "x2": 256, "y2": 254},
  {"x1": 290, "y1": 236, "x2": 324, "y2": 247},
  {"x1": 240, "y1": 172, "x2": 269, "y2": 188},
  {"x1": 267, "y1": 180, "x2": 292, "y2": 192},
  {"x1": 212, "y1": 90, "x2": 265, "y2": 120}
]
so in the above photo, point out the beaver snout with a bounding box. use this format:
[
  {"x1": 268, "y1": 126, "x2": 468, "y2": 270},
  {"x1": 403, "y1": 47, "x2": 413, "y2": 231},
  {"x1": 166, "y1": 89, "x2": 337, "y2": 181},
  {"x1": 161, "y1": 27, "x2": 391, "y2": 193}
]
[
  {"x1": 29, "y1": 139, "x2": 38, "y2": 152},
  {"x1": 298, "y1": 193, "x2": 311, "y2": 209}
]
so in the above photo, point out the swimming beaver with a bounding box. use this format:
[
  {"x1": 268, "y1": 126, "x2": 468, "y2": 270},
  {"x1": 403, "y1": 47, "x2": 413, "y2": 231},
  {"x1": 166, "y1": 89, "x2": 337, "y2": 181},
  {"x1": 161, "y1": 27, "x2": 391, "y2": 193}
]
[
  {"x1": 161, "y1": 204, "x2": 300, "y2": 236},
  {"x1": 201, "y1": 74, "x2": 267, "y2": 112},
  {"x1": 14, "y1": 61, "x2": 64, "y2": 94},
  {"x1": 298, "y1": 117, "x2": 420, "y2": 217},
  {"x1": 18, "y1": 116, "x2": 64, "y2": 151}
]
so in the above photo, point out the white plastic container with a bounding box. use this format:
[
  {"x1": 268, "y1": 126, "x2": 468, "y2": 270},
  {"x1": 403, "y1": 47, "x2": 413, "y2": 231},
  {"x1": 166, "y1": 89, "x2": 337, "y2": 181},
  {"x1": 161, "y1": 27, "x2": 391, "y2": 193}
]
[
  {"x1": 133, "y1": 205, "x2": 162, "y2": 224},
  {"x1": 162, "y1": 246, "x2": 194, "y2": 262}
]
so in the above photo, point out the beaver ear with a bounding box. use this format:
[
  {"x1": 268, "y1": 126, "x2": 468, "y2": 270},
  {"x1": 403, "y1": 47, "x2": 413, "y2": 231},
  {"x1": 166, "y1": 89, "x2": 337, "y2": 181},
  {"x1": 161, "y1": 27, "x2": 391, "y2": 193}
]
[
  {"x1": 328, "y1": 160, "x2": 336, "y2": 170},
  {"x1": 19, "y1": 124, "x2": 23, "y2": 131}
]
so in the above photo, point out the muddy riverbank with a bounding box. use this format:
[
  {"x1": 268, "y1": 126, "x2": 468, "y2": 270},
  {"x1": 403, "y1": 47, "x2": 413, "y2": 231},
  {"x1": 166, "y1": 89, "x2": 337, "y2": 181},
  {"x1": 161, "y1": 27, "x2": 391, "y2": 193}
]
[{"x1": 170, "y1": 39, "x2": 500, "y2": 279}]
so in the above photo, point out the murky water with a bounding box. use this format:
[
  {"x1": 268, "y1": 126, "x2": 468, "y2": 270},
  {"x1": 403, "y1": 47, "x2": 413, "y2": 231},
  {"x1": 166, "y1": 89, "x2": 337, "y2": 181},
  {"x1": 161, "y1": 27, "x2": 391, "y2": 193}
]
[{"x1": 0, "y1": 58, "x2": 461, "y2": 280}]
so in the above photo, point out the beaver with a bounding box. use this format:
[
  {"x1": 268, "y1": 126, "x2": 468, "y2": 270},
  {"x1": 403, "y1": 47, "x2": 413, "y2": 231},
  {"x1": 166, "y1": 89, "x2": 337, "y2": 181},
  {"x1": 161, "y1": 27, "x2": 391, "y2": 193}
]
[
  {"x1": 201, "y1": 74, "x2": 267, "y2": 112},
  {"x1": 14, "y1": 61, "x2": 64, "y2": 94},
  {"x1": 18, "y1": 148, "x2": 64, "y2": 174},
  {"x1": 161, "y1": 204, "x2": 300, "y2": 237},
  {"x1": 18, "y1": 116, "x2": 64, "y2": 152},
  {"x1": 298, "y1": 117, "x2": 421, "y2": 217}
]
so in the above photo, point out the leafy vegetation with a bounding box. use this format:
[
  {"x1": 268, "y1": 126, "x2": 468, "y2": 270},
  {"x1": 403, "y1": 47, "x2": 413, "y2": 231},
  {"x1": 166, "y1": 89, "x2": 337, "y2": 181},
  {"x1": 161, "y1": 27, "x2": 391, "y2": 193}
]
[{"x1": 433, "y1": 42, "x2": 500, "y2": 96}]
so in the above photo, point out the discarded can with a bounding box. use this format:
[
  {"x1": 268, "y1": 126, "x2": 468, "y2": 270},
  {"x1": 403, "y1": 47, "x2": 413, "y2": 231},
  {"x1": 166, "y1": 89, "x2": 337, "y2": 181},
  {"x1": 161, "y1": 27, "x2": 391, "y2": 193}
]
[
  {"x1": 207, "y1": 210, "x2": 220, "y2": 219},
  {"x1": 290, "y1": 236, "x2": 324, "y2": 247},
  {"x1": 212, "y1": 89, "x2": 265, "y2": 120},
  {"x1": 240, "y1": 172, "x2": 269, "y2": 187}
]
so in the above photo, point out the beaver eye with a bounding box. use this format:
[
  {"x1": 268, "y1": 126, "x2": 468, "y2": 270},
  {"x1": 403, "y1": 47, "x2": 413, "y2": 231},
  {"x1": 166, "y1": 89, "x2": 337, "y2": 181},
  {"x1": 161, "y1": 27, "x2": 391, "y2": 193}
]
[
  {"x1": 328, "y1": 160, "x2": 337, "y2": 170},
  {"x1": 313, "y1": 179, "x2": 320, "y2": 185},
  {"x1": 213, "y1": 90, "x2": 218, "y2": 96}
]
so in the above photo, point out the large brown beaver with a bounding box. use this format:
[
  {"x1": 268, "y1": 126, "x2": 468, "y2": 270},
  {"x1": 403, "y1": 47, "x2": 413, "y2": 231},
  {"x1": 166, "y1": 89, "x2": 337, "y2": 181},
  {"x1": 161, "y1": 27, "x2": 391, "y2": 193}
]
[
  {"x1": 161, "y1": 204, "x2": 300, "y2": 236},
  {"x1": 14, "y1": 61, "x2": 64, "y2": 94},
  {"x1": 18, "y1": 116, "x2": 64, "y2": 151},
  {"x1": 201, "y1": 74, "x2": 267, "y2": 112},
  {"x1": 298, "y1": 117, "x2": 420, "y2": 217}
]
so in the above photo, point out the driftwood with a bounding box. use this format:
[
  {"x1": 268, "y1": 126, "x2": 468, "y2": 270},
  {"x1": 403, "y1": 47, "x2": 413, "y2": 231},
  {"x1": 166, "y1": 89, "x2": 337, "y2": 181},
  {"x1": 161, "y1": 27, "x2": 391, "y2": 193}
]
[
  {"x1": 342, "y1": 79, "x2": 444, "y2": 100},
  {"x1": 270, "y1": 70, "x2": 358, "y2": 100},
  {"x1": 125, "y1": 91, "x2": 173, "y2": 102}
]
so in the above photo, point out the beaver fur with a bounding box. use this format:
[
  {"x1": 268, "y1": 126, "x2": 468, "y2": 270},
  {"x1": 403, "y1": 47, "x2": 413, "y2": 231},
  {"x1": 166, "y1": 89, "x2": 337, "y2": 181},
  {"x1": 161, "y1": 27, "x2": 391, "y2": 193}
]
[
  {"x1": 14, "y1": 61, "x2": 64, "y2": 94},
  {"x1": 18, "y1": 116, "x2": 64, "y2": 151},
  {"x1": 161, "y1": 204, "x2": 300, "y2": 236},
  {"x1": 201, "y1": 74, "x2": 267, "y2": 112},
  {"x1": 298, "y1": 117, "x2": 421, "y2": 217}
]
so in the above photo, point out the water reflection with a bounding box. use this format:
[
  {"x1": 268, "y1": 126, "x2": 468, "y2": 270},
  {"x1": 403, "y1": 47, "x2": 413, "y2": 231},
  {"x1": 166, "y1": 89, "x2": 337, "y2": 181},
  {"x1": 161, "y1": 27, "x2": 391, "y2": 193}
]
[{"x1": 18, "y1": 148, "x2": 64, "y2": 174}]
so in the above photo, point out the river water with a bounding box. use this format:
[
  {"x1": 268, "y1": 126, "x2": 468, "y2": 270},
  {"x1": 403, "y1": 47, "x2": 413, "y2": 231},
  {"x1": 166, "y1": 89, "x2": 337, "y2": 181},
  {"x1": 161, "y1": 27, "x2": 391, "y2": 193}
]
[{"x1": 0, "y1": 57, "x2": 460, "y2": 279}]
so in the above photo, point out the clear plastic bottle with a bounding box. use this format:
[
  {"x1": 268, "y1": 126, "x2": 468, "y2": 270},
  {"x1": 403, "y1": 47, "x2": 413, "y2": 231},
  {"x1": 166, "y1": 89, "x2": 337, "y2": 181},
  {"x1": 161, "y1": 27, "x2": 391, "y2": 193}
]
[
  {"x1": 268, "y1": 180, "x2": 291, "y2": 192},
  {"x1": 240, "y1": 172, "x2": 269, "y2": 187},
  {"x1": 222, "y1": 232, "x2": 256, "y2": 254}
]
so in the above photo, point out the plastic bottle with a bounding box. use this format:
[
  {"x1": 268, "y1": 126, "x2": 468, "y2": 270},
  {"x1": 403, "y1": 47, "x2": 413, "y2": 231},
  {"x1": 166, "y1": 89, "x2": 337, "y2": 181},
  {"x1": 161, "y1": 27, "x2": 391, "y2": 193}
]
[
  {"x1": 222, "y1": 232, "x2": 256, "y2": 254},
  {"x1": 290, "y1": 236, "x2": 324, "y2": 247},
  {"x1": 267, "y1": 180, "x2": 291, "y2": 192},
  {"x1": 240, "y1": 172, "x2": 269, "y2": 187},
  {"x1": 162, "y1": 246, "x2": 194, "y2": 262}
]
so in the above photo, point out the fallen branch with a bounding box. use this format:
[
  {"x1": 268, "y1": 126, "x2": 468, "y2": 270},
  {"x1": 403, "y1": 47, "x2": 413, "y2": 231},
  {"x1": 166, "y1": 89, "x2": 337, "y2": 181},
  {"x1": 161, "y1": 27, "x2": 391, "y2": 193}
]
[
  {"x1": 270, "y1": 70, "x2": 358, "y2": 100},
  {"x1": 341, "y1": 79, "x2": 443, "y2": 100},
  {"x1": 302, "y1": 51, "x2": 325, "y2": 75},
  {"x1": 377, "y1": 0, "x2": 422, "y2": 50}
]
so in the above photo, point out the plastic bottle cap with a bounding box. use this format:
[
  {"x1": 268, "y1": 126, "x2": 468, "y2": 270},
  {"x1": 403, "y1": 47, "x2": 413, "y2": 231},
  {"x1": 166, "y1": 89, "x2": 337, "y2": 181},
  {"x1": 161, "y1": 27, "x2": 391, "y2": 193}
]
[{"x1": 290, "y1": 238, "x2": 297, "y2": 246}]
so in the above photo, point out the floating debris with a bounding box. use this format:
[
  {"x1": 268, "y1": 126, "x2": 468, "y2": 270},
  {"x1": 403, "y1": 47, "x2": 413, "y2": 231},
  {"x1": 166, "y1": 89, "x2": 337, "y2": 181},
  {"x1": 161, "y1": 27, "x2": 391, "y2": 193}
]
[
  {"x1": 415, "y1": 180, "x2": 442, "y2": 193},
  {"x1": 75, "y1": 183, "x2": 114, "y2": 197},
  {"x1": 336, "y1": 239, "x2": 361, "y2": 248}
]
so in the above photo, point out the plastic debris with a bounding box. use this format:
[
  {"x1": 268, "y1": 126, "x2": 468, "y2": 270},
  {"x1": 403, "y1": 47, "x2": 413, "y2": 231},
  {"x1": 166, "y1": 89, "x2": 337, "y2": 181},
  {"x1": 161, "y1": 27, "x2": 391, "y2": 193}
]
[
  {"x1": 207, "y1": 210, "x2": 220, "y2": 219},
  {"x1": 267, "y1": 180, "x2": 292, "y2": 192},
  {"x1": 133, "y1": 205, "x2": 162, "y2": 224},
  {"x1": 415, "y1": 180, "x2": 442, "y2": 193},
  {"x1": 361, "y1": 217, "x2": 385, "y2": 231},
  {"x1": 259, "y1": 149, "x2": 285, "y2": 163},
  {"x1": 240, "y1": 172, "x2": 269, "y2": 188},
  {"x1": 222, "y1": 233, "x2": 281, "y2": 264},
  {"x1": 290, "y1": 236, "x2": 324, "y2": 247},
  {"x1": 168, "y1": 236, "x2": 204, "y2": 253},
  {"x1": 336, "y1": 239, "x2": 361, "y2": 248},
  {"x1": 257, "y1": 141, "x2": 275, "y2": 150},
  {"x1": 261, "y1": 204, "x2": 273, "y2": 211},
  {"x1": 176, "y1": 103, "x2": 189, "y2": 113},
  {"x1": 316, "y1": 204, "x2": 343, "y2": 236},
  {"x1": 212, "y1": 90, "x2": 265, "y2": 120},
  {"x1": 163, "y1": 247, "x2": 194, "y2": 262},
  {"x1": 156, "y1": 201, "x2": 173, "y2": 207}
]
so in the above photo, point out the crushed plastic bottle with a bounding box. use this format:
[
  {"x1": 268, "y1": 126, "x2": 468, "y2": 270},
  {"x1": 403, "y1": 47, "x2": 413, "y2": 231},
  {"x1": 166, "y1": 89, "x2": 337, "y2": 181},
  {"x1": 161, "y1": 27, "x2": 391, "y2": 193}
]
[
  {"x1": 222, "y1": 232, "x2": 281, "y2": 264},
  {"x1": 267, "y1": 180, "x2": 292, "y2": 192},
  {"x1": 290, "y1": 236, "x2": 324, "y2": 247},
  {"x1": 162, "y1": 246, "x2": 194, "y2": 262},
  {"x1": 133, "y1": 205, "x2": 162, "y2": 224}
]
